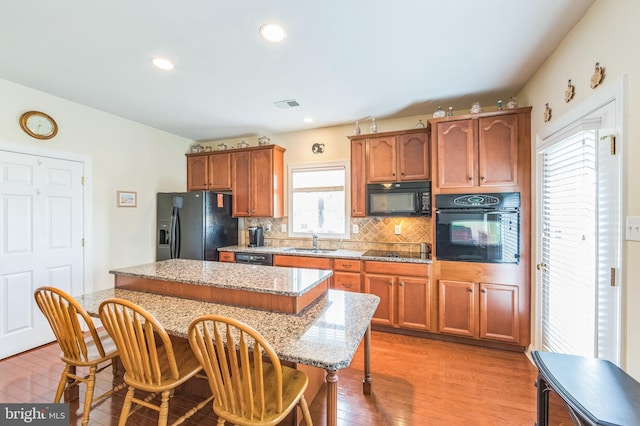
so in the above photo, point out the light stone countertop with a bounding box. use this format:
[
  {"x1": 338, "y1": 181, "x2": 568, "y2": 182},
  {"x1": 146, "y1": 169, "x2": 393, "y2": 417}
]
[
  {"x1": 109, "y1": 258, "x2": 332, "y2": 297},
  {"x1": 78, "y1": 287, "x2": 380, "y2": 369},
  {"x1": 219, "y1": 245, "x2": 432, "y2": 264}
]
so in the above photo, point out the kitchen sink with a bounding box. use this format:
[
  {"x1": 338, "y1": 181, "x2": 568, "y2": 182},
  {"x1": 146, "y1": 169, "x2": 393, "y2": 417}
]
[{"x1": 283, "y1": 247, "x2": 337, "y2": 254}]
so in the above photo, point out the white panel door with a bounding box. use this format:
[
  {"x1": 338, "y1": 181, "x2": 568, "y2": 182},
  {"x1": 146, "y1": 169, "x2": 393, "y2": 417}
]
[{"x1": 0, "y1": 150, "x2": 84, "y2": 359}]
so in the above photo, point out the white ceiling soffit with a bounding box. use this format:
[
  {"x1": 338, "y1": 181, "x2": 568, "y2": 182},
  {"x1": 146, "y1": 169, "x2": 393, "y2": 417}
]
[{"x1": 0, "y1": 0, "x2": 595, "y2": 141}]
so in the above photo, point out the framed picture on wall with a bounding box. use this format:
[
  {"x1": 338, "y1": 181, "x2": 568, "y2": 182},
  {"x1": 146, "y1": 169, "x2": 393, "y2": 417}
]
[{"x1": 117, "y1": 190, "x2": 137, "y2": 207}]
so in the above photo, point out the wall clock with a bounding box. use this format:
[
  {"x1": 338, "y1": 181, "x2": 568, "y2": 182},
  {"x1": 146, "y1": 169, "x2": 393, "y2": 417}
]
[{"x1": 19, "y1": 111, "x2": 58, "y2": 139}]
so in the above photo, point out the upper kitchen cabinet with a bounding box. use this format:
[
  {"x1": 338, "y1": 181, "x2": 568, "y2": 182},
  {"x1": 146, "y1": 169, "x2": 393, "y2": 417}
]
[
  {"x1": 350, "y1": 139, "x2": 367, "y2": 217},
  {"x1": 231, "y1": 145, "x2": 285, "y2": 218},
  {"x1": 366, "y1": 129, "x2": 430, "y2": 183},
  {"x1": 349, "y1": 129, "x2": 430, "y2": 184},
  {"x1": 186, "y1": 152, "x2": 232, "y2": 191},
  {"x1": 430, "y1": 107, "x2": 531, "y2": 191}
]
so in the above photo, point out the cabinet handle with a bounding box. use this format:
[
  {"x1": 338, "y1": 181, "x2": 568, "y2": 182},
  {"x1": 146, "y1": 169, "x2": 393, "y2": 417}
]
[
  {"x1": 392, "y1": 173, "x2": 396, "y2": 176},
  {"x1": 468, "y1": 288, "x2": 473, "y2": 292},
  {"x1": 343, "y1": 283, "x2": 352, "y2": 288},
  {"x1": 341, "y1": 264, "x2": 352, "y2": 269},
  {"x1": 481, "y1": 289, "x2": 487, "y2": 293},
  {"x1": 481, "y1": 176, "x2": 486, "y2": 181},
  {"x1": 388, "y1": 281, "x2": 393, "y2": 286},
  {"x1": 468, "y1": 177, "x2": 473, "y2": 181},
  {"x1": 400, "y1": 281, "x2": 404, "y2": 287},
  {"x1": 401, "y1": 172, "x2": 405, "y2": 176}
]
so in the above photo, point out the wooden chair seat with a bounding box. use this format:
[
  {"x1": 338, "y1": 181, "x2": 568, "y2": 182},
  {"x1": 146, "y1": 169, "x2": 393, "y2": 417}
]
[
  {"x1": 188, "y1": 314, "x2": 312, "y2": 426},
  {"x1": 34, "y1": 286, "x2": 125, "y2": 426},
  {"x1": 99, "y1": 298, "x2": 213, "y2": 426}
]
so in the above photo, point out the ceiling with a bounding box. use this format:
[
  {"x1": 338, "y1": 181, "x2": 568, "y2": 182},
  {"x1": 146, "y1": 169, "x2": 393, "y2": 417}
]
[{"x1": 0, "y1": 1, "x2": 594, "y2": 142}]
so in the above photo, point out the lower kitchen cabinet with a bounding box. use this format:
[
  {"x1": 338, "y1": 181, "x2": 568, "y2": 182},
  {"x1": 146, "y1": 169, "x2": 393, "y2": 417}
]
[
  {"x1": 332, "y1": 259, "x2": 362, "y2": 292},
  {"x1": 364, "y1": 261, "x2": 430, "y2": 331},
  {"x1": 219, "y1": 251, "x2": 235, "y2": 263},
  {"x1": 438, "y1": 280, "x2": 519, "y2": 343}
]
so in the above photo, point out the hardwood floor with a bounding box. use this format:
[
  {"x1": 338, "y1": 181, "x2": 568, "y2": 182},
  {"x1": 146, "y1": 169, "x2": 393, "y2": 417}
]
[{"x1": 0, "y1": 331, "x2": 573, "y2": 425}]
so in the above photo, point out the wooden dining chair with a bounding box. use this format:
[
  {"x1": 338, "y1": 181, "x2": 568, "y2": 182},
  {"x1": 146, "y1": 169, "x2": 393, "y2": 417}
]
[
  {"x1": 34, "y1": 286, "x2": 126, "y2": 426},
  {"x1": 98, "y1": 298, "x2": 213, "y2": 426},
  {"x1": 188, "y1": 314, "x2": 312, "y2": 426}
]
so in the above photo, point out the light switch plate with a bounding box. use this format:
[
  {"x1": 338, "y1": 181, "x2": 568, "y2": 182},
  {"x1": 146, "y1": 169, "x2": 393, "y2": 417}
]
[
  {"x1": 626, "y1": 216, "x2": 640, "y2": 241},
  {"x1": 394, "y1": 224, "x2": 401, "y2": 235},
  {"x1": 281, "y1": 223, "x2": 287, "y2": 233},
  {"x1": 352, "y1": 224, "x2": 359, "y2": 234}
]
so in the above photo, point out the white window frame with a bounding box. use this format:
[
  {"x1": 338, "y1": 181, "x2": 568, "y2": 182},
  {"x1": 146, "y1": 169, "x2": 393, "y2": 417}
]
[{"x1": 288, "y1": 161, "x2": 351, "y2": 239}]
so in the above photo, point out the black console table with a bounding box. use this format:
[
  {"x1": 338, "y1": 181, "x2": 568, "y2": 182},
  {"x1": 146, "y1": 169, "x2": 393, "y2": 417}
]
[{"x1": 532, "y1": 351, "x2": 640, "y2": 425}]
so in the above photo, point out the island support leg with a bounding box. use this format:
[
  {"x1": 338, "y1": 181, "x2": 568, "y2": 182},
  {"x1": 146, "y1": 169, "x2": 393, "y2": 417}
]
[
  {"x1": 325, "y1": 369, "x2": 338, "y2": 426},
  {"x1": 363, "y1": 324, "x2": 372, "y2": 395},
  {"x1": 535, "y1": 374, "x2": 550, "y2": 426}
]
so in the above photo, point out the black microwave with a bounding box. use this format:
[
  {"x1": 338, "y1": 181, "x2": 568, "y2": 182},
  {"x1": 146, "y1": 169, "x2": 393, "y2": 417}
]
[{"x1": 366, "y1": 181, "x2": 431, "y2": 216}]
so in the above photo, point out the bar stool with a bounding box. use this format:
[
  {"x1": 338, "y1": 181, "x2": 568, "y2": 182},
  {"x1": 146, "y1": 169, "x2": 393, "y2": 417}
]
[
  {"x1": 188, "y1": 314, "x2": 312, "y2": 425},
  {"x1": 34, "y1": 286, "x2": 125, "y2": 426},
  {"x1": 99, "y1": 298, "x2": 213, "y2": 426}
]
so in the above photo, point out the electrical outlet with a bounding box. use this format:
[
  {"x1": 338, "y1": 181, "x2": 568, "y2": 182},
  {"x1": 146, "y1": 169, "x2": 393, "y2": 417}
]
[
  {"x1": 265, "y1": 223, "x2": 272, "y2": 232},
  {"x1": 626, "y1": 216, "x2": 640, "y2": 241},
  {"x1": 394, "y1": 224, "x2": 401, "y2": 235},
  {"x1": 352, "y1": 224, "x2": 359, "y2": 234},
  {"x1": 281, "y1": 223, "x2": 287, "y2": 233}
]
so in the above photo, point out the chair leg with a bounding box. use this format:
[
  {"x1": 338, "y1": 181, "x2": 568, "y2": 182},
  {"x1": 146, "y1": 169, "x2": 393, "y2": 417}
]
[
  {"x1": 79, "y1": 366, "x2": 97, "y2": 426},
  {"x1": 217, "y1": 418, "x2": 226, "y2": 426},
  {"x1": 299, "y1": 396, "x2": 312, "y2": 426},
  {"x1": 158, "y1": 390, "x2": 171, "y2": 426},
  {"x1": 118, "y1": 386, "x2": 135, "y2": 426},
  {"x1": 54, "y1": 365, "x2": 70, "y2": 403}
]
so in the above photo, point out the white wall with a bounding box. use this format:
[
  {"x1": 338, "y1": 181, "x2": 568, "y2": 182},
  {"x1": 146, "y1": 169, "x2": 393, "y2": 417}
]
[
  {"x1": 518, "y1": 0, "x2": 640, "y2": 378},
  {"x1": 0, "y1": 79, "x2": 192, "y2": 292}
]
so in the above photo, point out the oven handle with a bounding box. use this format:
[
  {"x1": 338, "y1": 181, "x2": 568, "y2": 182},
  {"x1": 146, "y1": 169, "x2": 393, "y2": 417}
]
[{"x1": 436, "y1": 208, "x2": 519, "y2": 214}]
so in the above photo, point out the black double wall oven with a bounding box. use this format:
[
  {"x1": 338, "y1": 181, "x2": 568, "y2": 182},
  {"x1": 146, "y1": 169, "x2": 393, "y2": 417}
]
[{"x1": 435, "y1": 192, "x2": 520, "y2": 264}]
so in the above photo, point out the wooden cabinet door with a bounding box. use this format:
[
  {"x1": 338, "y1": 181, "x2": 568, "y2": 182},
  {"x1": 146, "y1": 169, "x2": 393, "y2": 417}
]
[
  {"x1": 250, "y1": 148, "x2": 274, "y2": 217},
  {"x1": 438, "y1": 280, "x2": 475, "y2": 337},
  {"x1": 365, "y1": 274, "x2": 395, "y2": 326},
  {"x1": 437, "y1": 120, "x2": 476, "y2": 188},
  {"x1": 397, "y1": 276, "x2": 430, "y2": 331},
  {"x1": 350, "y1": 139, "x2": 367, "y2": 217},
  {"x1": 187, "y1": 155, "x2": 209, "y2": 191},
  {"x1": 398, "y1": 132, "x2": 429, "y2": 181},
  {"x1": 231, "y1": 151, "x2": 251, "y2": 217},
  {"x1": 478, "y1": 115, "x2": 518, "y2": 186},
  {"x1": 208, "y1": 153, "x2": 232, "y2": 190},
  {"x1": 479, "y1": 282, "x2": 519, "y2": 343},
  {"x1": 367, "y1": 136, "x2": 397, "y2": 182}
]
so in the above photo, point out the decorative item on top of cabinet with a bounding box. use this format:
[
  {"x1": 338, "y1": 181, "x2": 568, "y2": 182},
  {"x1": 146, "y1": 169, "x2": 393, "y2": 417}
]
[
  {"x1": 430, "y1": 107, "x2": 531, "y2": 190},
  {"x1": 364, "y1": 261, "x2": 430, "y2": 332},
  {"x1": 231, "y1": 145, "x2": 285, "y2": 218}
]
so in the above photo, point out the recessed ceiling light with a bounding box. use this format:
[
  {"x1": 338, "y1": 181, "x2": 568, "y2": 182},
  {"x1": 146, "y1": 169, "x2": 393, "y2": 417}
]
[
  {"x1": 259, "y1": 24, "x2": 286, "y2": 42},
  {"x1": 303, "y1": 117, "x2": 313, "y2": 123},
  {"x1": 152, "y1": 57, "x2": 174, "y2": 70}
]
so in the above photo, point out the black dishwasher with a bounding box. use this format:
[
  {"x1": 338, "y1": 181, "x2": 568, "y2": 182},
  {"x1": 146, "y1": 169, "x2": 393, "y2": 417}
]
[{"x1": 235, "y1": 252, "x2": 273, "y2": 266}]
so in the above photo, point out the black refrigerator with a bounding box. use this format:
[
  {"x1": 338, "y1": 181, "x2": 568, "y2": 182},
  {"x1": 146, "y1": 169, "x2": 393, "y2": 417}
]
[{"x1": 156, "y1": 191, "x2": 238, "y2": 261}]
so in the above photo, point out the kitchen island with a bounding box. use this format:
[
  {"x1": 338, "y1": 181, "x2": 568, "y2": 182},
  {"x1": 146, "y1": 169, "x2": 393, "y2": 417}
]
[{"x1": 99, "y1": 259, "x2": 379, "y2": 426}]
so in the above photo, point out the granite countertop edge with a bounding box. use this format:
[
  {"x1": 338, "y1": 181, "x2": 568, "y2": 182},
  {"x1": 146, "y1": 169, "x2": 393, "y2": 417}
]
[{"x1": 219, "y1": 245, "x2": 432, "y2": 264}]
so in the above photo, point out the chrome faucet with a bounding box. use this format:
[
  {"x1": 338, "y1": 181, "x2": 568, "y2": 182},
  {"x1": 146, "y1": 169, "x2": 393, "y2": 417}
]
[{"x1": 312, "y1": 232, "x2": 318, "y2": 250}]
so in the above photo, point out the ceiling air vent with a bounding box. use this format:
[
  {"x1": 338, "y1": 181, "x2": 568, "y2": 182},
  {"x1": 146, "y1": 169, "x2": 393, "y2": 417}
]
[{"x1": 274, "y1": 99, "x2": 300, "y2": 109}]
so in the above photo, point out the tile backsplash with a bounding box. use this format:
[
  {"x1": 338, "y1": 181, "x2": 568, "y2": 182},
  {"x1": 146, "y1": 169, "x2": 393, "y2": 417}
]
[{"x1": 243, "y1": 216, "x2": 432, "y2": 254}]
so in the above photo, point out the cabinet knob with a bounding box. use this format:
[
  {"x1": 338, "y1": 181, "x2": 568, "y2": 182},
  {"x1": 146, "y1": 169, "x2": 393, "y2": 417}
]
[
  {"x1": 481, "y1": 176, "x2": 486, "y2": 181},
  {"x1": 401, "y1": 172, "x2": 405, "y2": 176},
  {"x1": 392, "y1": 173, "x2": 396, "y2": 176},
  {"x1": 388, "y1": 281, "x2": 393, "y2": 286},
  {"x1": 468, "y1": 177, "x2": 473, "y2": 181},
  {"x1": 468, "y1": 288, "x2": 473, "y2": 292},
  {"x1": 400, "y1": 281, "x2": 404, "y2": 287},
  {"x1": 481, "y1": 289, "x2": 487, "y2": 293}
]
